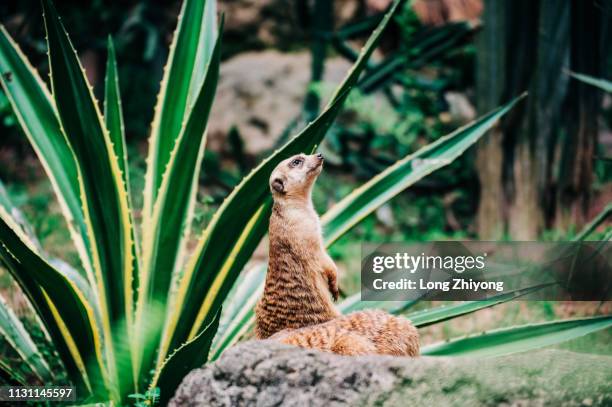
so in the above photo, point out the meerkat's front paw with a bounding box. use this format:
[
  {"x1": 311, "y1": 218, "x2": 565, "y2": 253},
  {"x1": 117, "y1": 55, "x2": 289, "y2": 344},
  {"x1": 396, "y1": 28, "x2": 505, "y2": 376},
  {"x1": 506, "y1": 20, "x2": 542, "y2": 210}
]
[{"x1": 330, "y1": 279, "x2": 339, "y2": 301}]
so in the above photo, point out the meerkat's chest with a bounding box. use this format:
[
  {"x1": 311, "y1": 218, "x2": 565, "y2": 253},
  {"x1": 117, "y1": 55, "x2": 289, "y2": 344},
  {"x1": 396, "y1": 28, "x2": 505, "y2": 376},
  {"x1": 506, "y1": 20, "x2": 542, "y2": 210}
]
[{"x1": 282, "y1": 207, "x2": 321, "y2": 234}]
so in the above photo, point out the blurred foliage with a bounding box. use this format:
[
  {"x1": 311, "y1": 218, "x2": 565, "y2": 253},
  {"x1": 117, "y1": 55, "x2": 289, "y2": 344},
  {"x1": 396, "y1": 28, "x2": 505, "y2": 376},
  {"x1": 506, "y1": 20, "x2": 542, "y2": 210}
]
[
  {"x1": 1, "y1": 0, "x2": 176, "y2": 142},
  {"x1": 302, "y1": 3, "x2": 479, "y2": 241}
]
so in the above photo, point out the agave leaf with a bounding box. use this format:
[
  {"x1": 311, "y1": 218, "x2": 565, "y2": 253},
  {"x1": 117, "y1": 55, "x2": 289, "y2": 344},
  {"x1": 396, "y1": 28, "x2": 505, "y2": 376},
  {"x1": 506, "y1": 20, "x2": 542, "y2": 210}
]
[
  {"x1": 187, "y1": 0, "x2": 217, "y2": 108},
  {"x1": 104, "y1": 36, "x2": 129, "y2": 187},
  {"x1": 150, "y1": 310, "x2": 221, "y2": 406},
  {"x1": 321, "y1": 93, "x2": 527, "y2": 245},
  {"x1": 161, "y1": 0, "x2": 406, "y2": 363},
  {"x1": 42, "y1": 0, "x2": 135, "y2": 395},
  {"x1": 0, "y1": 179, "x2": 42, "y2": 250},
  {"x1": 0, "y1": 207, "x2": 107, "y2": 398},
  {"x1": 0, "y1": 25, "x2": 92, "y2": 277},
  {"x1": 142, "y1": 0, "x2": 217, "y2": 221},
  {"x1": 337, "y1": 292, "x2": 416, "y2": 314},
  {"x1": 422, "y1": 315, "x2": 612, "y2": 357},
  {"x1": 338, "y1": 293, "x2": 418, "y2": 314},
  {"x1": 209, "y1": 265, "x2": 266, "y2": 360},
  {"x1": 0, "y1": 293, "x2": 53, "y2": 382},
  {"x1": 569, "y1": 72, "x2": 612, "y2": 93},
  {"x1": 0, "y1": 358, "x2": 28, "y2": 386},
  {"x1": 406, "y1": 284, "x2": 553, "y2": 328},
  {"x1": 0, "y1": 178, "x2": 96, "y2": 312},
  {"x1": 573, "y1": 203, "x2": 612, "y2": 241},
  {"x1": 140, "y1": 22, "x2": 221, "y2": 310},
  {"x1": 104, "y1": 39, "x2": 140, "y2": 380},
  {"x1": 138, "y1": 21, "x2": 222, "y2": 377},
  {"x1": 209, "y1": 308, "x2": 256, "y2": 361},
  {"x1": 337, "y1": 293, "x2": 369, "y2": 313}
]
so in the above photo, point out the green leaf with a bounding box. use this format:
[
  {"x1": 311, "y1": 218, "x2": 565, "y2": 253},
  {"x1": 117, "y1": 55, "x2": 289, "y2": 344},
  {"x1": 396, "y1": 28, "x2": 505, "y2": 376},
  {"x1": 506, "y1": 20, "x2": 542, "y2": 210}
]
[
  {"x1": 0, "y1": 25, "x2": 92, "y2": 276},
  {"x1": 406, "y1": 284, "x2": 553, "y2": 328},
  {"x1": 0, "y1": 208, "x2": 107, "y2": 398},
  {"x1": 573, "y1": 203, "x2": 612, "y2": 241},
  {"x1": 337, "y1": 292, "x2": 416, "y2": 315},
  {"x1": 187, "y1": 0, "x2": 217, "y2": 108},
  {"x1": 43, "y1": 0, "x2": 135, "y2": 396},
  {"x1": 142, "y1": 0, "x2": 217, "y2": 220},
  {"x1": 0, "y1": 358, "x2": 28, "y2": 386},
  {"x1": 321, "y1": 93, "x2": 527, "y2": 245},
  {"x1": 0, "y1": 178, "x2": 42, "y2": 250},
  {"x1": 0, "y1": 178, "x2": 96, "y2": 310},
  {"x1": 104, "y1": 36, "x2": 128, "y2": 185},
  {"x1": 103, "y1": 39, "x2": 140, "y2": 378},
  {"x1": 0, "y1": 293, "x2": 53, "y2": 382},
  {"x1": 422, "y1": 315, "x2": 612, "y2": 357},
  {"x1": 140, "y1": 23, "x2": 221, "y2": 302},
  {"x1": 161, "y1": 0, "x2": 406, "y2": 362},
  {"x1": 209, "y1": 265, "x2": 266, "y2": 360},
  {"x1": 150, "y1": 310, "x2": 221, "y2": 406},
  {"x1": 569, "y1": 72, "x2": 612, "y2": 93},
  {"x1": 139, "y1": 21, "x2": 222, "y2": 377}
]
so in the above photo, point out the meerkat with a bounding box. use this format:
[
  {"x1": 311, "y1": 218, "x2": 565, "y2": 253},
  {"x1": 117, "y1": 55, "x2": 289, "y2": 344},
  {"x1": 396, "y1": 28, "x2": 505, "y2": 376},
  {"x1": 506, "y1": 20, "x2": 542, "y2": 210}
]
[{"x1": 255, "y1": 153, "x2": 419, "y2": 357}]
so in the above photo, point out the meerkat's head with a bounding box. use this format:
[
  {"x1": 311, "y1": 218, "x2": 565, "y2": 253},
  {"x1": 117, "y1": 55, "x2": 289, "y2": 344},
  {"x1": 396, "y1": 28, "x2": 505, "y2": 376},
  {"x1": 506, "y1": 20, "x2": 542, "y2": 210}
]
[{"x1": 269, "y1": 153, "x2": 324, "y2": 200}]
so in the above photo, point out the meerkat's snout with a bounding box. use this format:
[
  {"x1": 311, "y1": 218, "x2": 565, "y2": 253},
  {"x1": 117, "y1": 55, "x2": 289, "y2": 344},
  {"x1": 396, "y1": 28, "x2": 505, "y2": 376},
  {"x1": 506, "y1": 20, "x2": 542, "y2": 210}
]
[
  {"x1": 269, "y1": 153, "x2": 324, "y2": 198},
  {"x1": 309, "y1": 153, "x2": 324, "y2": 173}
]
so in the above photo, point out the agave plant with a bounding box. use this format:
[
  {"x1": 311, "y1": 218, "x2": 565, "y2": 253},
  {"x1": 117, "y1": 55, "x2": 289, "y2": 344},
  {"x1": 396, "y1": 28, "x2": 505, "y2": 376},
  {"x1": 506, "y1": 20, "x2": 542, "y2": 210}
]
[{"x1": 1, "y1": 0, "x2": 611, "y2": 405}]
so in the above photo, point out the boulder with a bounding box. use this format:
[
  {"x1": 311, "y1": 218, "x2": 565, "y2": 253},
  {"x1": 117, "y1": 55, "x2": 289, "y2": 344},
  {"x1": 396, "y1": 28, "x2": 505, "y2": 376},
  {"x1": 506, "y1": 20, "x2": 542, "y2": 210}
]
[{"x1": 170, "y1": 340, "x2": 612, "y2": 406}]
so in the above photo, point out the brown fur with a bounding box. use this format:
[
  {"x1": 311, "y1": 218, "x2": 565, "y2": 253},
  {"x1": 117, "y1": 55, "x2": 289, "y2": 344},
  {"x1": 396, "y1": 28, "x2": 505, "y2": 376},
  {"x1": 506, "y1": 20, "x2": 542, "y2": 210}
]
[
  {"x1": 255, "y1": 153, "x2": 419, "y2": 357},
  {"x1": 271, "y1": 310, "x2": 419, "y2": 356}
]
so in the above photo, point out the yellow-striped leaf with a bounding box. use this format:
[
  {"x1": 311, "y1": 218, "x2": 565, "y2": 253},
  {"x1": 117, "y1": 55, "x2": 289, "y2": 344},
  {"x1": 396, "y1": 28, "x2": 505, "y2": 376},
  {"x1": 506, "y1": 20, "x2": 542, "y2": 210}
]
[
  {"x1": 0, "y1": 293, "x2": 53, "y2": 382},
  {"x1": 138, "y1": 21, "x2": 222, "y2": 378},
  {"x1": 150, "y1": 310, "x2": 220, "y2": 406},
  {"x1": 0, "y1": 208, "x2": 107, "y2": 398},
  {"x1": 209, "y1": 265, "x2": 266, "y2": 360},
  {"x1": 422, "y1": 315, "x2": 612, "y2": 357},
  {"x1": 104, "y1": 36, "x2": 129, "y2": 186},
  {"x1": 321, "y1": 93, "x2": 527, "y2": 245},
  {"x1": 142, "y1": 0, "x2": 217, "y2": 221},
  {"x1": 0, "y1": 359, "x2": 28, "y2": 386},
  {"x1": 0, "y1": 25, "x2": 92, "y2": 278},
  {"x1": 43, "y1": 0, "x2": 135, "y2": 398},
  {"x1": 406, "y1": 284, "x2": 553, "y2": 327},
  {"x1": 103, "y1": 37, "x2": 140, "y2": 378}
]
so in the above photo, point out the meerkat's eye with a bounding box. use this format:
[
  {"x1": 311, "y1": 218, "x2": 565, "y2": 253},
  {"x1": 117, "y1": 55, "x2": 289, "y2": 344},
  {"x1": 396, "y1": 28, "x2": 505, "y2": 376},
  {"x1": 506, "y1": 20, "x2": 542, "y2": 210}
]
[{"x1": 290, "y1": 158, "x2": 303, "y2": 168}]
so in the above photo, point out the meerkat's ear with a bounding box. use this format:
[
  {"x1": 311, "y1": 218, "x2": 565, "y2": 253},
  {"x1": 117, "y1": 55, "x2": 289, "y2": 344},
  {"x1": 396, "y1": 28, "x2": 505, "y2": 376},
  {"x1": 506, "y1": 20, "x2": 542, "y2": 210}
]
[{"x1": 271, "y1": 177, "x2": 285, "y2": 194}]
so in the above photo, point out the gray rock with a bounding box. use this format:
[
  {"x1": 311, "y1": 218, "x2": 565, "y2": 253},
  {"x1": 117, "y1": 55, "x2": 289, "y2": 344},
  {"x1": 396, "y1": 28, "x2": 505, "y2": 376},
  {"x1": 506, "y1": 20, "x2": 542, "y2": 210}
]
[{"x1": 170, "y1": 340, "x2": 612, "y2": 407}]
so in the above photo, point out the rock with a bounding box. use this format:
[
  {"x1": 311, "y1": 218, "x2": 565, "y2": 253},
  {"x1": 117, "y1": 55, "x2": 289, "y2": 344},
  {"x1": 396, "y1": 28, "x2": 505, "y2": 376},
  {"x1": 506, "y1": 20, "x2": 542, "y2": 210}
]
[
  {"x1": 207, "y1": 51, "x2": 351, "y2": 156},
  {"x1": 170, "y1": 340, "x2": 612, "y2": 406}
]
